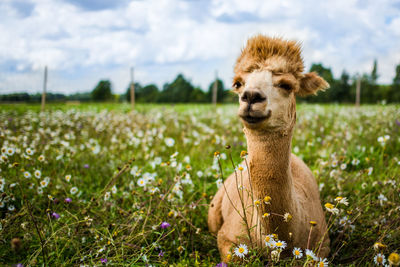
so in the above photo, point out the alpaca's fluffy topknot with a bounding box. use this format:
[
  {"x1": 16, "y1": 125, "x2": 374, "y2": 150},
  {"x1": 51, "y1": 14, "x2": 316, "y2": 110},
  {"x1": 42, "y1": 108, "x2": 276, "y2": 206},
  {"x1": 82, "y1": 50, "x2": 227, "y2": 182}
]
[{"x1": 234, "y1": 35, "x2": 305, "y2": 77}]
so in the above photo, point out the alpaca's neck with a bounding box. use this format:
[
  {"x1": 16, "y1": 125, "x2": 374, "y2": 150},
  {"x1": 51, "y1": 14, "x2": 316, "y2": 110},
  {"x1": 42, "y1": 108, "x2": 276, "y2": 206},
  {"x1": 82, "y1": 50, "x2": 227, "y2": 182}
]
[{"x1": 244, "y1": 128, "x2": 296, "y2": 239}]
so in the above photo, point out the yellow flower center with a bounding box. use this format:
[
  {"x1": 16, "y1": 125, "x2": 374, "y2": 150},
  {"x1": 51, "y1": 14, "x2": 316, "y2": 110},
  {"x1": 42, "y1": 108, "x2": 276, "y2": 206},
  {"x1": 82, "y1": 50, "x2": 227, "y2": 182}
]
[
  {"x1": 238, "y1": 247, "x2": 244, "y2": 253},
  {"x1": 238, "y1": 166, "x2": 244, "y2": 171},
  {"x1": 264, "y1": 196, "x2": 271, "y2": 202},
  {"x1": 319, "y1": 262, "x2": 324, "y2": 267},
  {"x1": 276, "y1": 242, "x2": 282, "y2": 247},
  {"x1": 377, "y1": 256, "x2": 383, "y2": 263},
  {"x1": 295, "y1": 250, "x2": 300, "y2": 255},
  {"x1": 265, "y1": 236, "x2": 270, "y2": 242},
  {"x1": 325, "y1": 203, "x2": 334, "y2": 209}
]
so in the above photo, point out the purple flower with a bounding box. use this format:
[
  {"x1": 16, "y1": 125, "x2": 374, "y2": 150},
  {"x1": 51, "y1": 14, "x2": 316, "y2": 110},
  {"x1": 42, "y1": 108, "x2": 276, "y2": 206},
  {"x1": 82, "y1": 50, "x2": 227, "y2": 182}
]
[
  {"x1": 158, "y1": 250, "x2": 164, "y2": 257},
  {"x1": 160, "y1": 222, "x2": 171, "y2": 229},
  {"x1": 51, "y1": 212, "x2": 60, "y2": 219},
  {"x1": 215, "y1": 263, "x2": 228, "y2": 267},
  {"x1": 100, "y1": 258, "x2": 108, "y2": 264},
  {"x1": 84, "y1": 164, "x2": 89, "y2": 169},
  {"x1": 65, "y1": 197, "x2": 72, "y2": 203},
  {"x1": 15, "y1": 264, "x2": 24, "y2": 267}
]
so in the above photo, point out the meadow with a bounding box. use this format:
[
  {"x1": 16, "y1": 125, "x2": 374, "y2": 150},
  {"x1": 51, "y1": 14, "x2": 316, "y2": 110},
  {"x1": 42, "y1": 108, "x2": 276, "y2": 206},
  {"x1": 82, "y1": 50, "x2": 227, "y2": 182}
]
[{"x1": 0, "y1": 103, "x2": 399, "y2": 266}]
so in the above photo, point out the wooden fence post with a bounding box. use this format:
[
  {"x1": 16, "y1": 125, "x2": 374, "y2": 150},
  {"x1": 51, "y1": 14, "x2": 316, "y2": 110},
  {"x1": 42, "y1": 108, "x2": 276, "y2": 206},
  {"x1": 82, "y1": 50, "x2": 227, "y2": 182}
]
[
  {"x1": 41, "y1": 66, "x2": 47, "y2": 112},
  {"x1": 130, "y1": 67, "x2": 135, "y2": 110}
]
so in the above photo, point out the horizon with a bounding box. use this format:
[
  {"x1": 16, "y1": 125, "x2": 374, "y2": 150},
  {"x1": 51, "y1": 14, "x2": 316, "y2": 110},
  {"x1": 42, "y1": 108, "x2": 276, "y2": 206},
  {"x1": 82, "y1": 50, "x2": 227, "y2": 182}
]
[{"x1": 1, "y1": 0, "x2": 400, "y2": 95}]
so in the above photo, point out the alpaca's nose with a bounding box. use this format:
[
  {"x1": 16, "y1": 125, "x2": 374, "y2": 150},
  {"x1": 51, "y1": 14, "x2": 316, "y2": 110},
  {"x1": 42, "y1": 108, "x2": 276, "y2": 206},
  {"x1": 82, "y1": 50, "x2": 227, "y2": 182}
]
[{"x1": 241, "y1": 90, "x2": 266, "y2": 105}]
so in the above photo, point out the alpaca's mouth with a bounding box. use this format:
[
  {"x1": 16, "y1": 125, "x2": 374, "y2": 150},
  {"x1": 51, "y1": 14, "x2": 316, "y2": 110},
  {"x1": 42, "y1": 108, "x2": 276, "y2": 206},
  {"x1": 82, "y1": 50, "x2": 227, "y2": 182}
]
[
  {"x1": 241, "y1": 115, "x2": 267, "y2": 124},
  {"x1": 240, "y1": 110, "x2": 271, "y2": 124}
]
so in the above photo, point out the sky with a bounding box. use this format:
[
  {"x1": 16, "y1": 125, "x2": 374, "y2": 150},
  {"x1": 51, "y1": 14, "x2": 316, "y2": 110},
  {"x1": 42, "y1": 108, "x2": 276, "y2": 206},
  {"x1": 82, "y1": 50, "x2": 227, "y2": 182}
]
[{"x1": 1, "y1": 0, "x2": 400, "y2": 94}]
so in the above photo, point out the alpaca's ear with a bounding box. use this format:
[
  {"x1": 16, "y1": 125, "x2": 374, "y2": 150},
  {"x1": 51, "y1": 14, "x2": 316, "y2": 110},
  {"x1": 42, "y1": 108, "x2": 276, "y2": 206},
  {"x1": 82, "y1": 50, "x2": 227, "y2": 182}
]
[{"x1": 297, "y1": 72, "x2": 329, "y2": 97}]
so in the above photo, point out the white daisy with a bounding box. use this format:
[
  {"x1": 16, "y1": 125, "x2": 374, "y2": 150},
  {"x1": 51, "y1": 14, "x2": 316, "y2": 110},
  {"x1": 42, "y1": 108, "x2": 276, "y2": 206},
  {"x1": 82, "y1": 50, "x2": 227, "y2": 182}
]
[
  {"x1": 305, "y1": 249, "x2": 318, "y2": 261},
  {"x1": 65, "y1": 175, "x2": 71, "y2": 182},
  {"x1": 34, "y1": 170, "x2": 41, "y2": 179},
  {"x1": 292, "y1": 247, "x2": 303, "y2": 259},
  {"x1": 165, "y1": 137, "x2": 175, "y2": 147},
  {"x1": 26, "y1": 148, "x2": 34, "y2": 155},
  {"x1": 24, "y1": 171, "x2": 31, "y2": 179},
  {"x1": 6, "y1": 148, "x2": 15, "y2": 156},
  {"x1": 317, "y1": 257, "x2": 329, "y2": 267},
  {"x1": 104, "y1": 191, "x2": 111, "y2": 201},
  {"x1": 324, "y1": 203, "x2": 339, "y2": 215},
  {"x1": 137, "y1": 178, "x2": 147, "y2": 187},
  {"x1": 70, "y1": 187, "x2": 78, "y2": 195},
  {"x1": 335, "y1": 196, "x2": 349, "y2": 206},
  {"x1": 273, "y1": 240, "x2": 287, "y2": 250},
  {"x1": 234, "y1": 244, "x2": 248, "y2": 258},
  {"x1": 374, "y1": 253, "x2": 386, "y2": 266}
]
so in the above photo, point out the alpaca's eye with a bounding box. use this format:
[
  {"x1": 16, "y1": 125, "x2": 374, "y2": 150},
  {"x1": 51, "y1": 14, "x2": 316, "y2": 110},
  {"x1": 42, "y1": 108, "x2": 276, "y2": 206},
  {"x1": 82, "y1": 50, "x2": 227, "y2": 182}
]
[
  {"x1": 233, "y1": 81, "x2": 242, "y2": 89},
  {"x1": 278, "y1": 83, "x2": 292, "y2": 91}
]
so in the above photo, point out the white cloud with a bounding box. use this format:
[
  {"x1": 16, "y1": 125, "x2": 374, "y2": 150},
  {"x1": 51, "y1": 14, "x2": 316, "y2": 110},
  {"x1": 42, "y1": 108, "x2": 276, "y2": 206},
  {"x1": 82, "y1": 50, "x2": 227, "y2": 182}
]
[{"x1": 0, "y1": 0, "x2": 399, "y2": 94}]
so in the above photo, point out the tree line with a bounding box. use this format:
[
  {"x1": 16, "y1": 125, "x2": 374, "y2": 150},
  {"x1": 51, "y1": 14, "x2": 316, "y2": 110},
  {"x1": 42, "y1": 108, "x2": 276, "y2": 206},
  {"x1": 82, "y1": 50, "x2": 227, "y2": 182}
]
[{"x1": 1, "y1": 61, "x2": 400, "y2": 103}]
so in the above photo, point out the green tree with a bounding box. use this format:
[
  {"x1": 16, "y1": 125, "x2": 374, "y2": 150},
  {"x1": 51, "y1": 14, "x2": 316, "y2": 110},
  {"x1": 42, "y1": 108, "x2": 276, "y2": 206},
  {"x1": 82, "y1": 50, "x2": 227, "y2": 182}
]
[
  {"x1": 158, "y1": 74, "x2": 194, "y2": 103},
  {"x1": 138, "y1": 84, "x2": 159, "y2": 102},
  {"x1": 336, "y1": 70, "x2": 352, "y2": 102},
  {"x1": 91, "y1": 80, "x2": 113, "y2": 101},
  {"x1": 304, "y1": 63, "x2": 337, "y2": 102},
  {"x1": 389, "y1": 63, "x2": 400, "y2": 102}
]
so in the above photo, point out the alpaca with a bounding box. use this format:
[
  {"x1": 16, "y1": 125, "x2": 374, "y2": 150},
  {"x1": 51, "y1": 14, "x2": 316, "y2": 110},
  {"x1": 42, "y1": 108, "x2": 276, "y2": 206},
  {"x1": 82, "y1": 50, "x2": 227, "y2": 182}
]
[{"x1": 208, "y1": 35, "x2": 330, "y2": 262}]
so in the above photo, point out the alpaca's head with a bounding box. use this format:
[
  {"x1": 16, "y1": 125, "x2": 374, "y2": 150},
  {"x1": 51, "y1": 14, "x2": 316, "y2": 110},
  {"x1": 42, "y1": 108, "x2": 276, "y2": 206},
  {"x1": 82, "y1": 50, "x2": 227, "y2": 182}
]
[{"x1": 233, "y1": 35, "x2": 329, "y2": 133}]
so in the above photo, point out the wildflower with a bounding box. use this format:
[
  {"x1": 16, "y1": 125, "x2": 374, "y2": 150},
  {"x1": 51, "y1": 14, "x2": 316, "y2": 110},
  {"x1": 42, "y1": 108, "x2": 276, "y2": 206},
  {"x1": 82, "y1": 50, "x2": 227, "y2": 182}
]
[
  {"x1": 305, "y1": 249, "x2": 317, "y2": 261},
  {"x1": 271, "y1": 249, "x2": 281, "y2": 262},
  {"x1": 335, "y1": 196, "x2": 349, "y2": 206},
  {"x1": 378, "y1": 194, "x2": 387, "y2": 202},
  {"x1": 149, "y1": 187, "x2": 160, "y2": 194},
  {"x1": 283, "y1": 212, "x2": 292, "y2": 222},
  {"x1": 38, "y1": 155, "x2": 45, "y2": 162},
  {"x1": 34, "y1": 170, "x2": 41, "y2": 178},
  {"x1": 374, "y1": 253, "x2": 386, "y2": 265},
  {"x1": 177, "y1": 246, "x2": 185, "y2": 253},
  {"x1": 84, "y1": 164, "x2": 89, "y2": 168},
  {"x1": 111, "y1": 185, "x2": 117, "y2": 194},
  {"x1": 215, "y1": 263, "x2": 228, "y2": 267},
  {"x1": 214, "y1": 151, "x2": 220, "y2": 158},
  {"x1": 51, "y1": 212, "x2": 60, "y2": 219},
  {"x1": 6, "y1": 147, "x2": 15, "y2": 156},
  {"x1": 158, "y1": 250, "x2": 164, "y2": 257},
  {"x1": 8, "y1": 204, "x2": 15, "y2": 211},
  {"x1": 26, "y1": 148, "x2": 34, "y2": 155},
  {"x1": 317, "y1": 258, "x2": 329, "y2": 266},
  {"x1": 65, "y1": 175, "x2": 71, "y2": 182},
  {"x1": 340, "y1": 163, "x2": 347, "y2": 170},
  {"x1": 274, "y1": 240, "x2": 287, "y2": 250},
  {"x1": 388, "y1": 252, "x2": 400, "y2": 266},
  {"x1": 262, "y1": 213, "x2": 270, "y2": 218},
  {"x1": 196, "y1": 171, "x2": 203, "y2": 177},
  {"x1": 254, "y1": 199, "x2": 261, "y2": 207},
  {"x1": 165, "y1": 137, "x2": 175, "y2": 147},
  {"x1": 367, "y1": 167, "x2": 373, "y2": 175},
  {"x1": 100, "y1": 258, "x2": 108, "y2": 264},
  {"x1": 264, "y1": 195, "x2": 271, "y2": 204},
  {"x1": 104, "y1": 192, "x2": 111, "y2": 201},
  {"x1": 292, "y1": 247, "x2": 303, "y2": 259},
  {"x1": 23, "y1": 171, "x2": 31, "y2": 179},
  {"x1": 65, "y1": 198, "x2": 72, "y2": 203},
  {"x1": 137, "y1": 178, "x2": 147, "y2": 187},
  {"x1": 234, "y1": 244, "x2": 248, "y2": 258},
  {"x1": 240, "y1": 150, "x2": 247, "y2": 158},
  {"x1": 351, "y1": 158, "x2": 360, "y2": 166},
  {"x1": 70, "y1": 187, "x2": 78, "y2": 195},
  {"x1": 40, "y1": 178, "x2": 49, "y2": 188},
  {"x1": 324, "y1": 203, "x2": 339, "y2": 215},
  {"x1": 216, "y1": 179, "x2": 223, "y2": 188},
  {"x1": 310, "y1": 221, "x2": 317, "y2": 226},
  {"x1": 160, "y1": 222, "x2": 171, "y2": 229},
  {"x1": 373, "y1": 242, "x2": 387, "y2": 251}
]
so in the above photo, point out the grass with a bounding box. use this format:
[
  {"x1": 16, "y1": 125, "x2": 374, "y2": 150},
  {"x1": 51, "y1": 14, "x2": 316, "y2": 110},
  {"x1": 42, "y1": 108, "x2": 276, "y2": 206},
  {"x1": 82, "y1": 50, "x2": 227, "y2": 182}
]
[{"x1": 0, "y1": 103, "x2": 399, "y2": 266}]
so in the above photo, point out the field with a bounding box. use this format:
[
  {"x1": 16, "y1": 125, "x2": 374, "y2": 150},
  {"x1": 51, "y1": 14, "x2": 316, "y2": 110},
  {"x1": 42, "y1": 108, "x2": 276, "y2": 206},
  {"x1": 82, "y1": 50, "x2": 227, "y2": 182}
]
[{"x1": 0, "y1": 103, "x2": 399, "y2": 266}]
